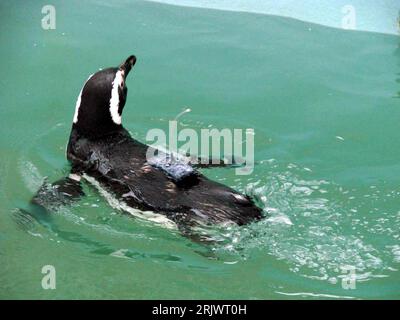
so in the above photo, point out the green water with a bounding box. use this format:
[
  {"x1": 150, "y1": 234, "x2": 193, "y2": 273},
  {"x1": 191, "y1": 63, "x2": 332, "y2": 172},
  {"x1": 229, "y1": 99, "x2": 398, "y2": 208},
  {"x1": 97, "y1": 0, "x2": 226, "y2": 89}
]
[{"x1": 1, "y1": 0, "x2": 399, "y2": 299}]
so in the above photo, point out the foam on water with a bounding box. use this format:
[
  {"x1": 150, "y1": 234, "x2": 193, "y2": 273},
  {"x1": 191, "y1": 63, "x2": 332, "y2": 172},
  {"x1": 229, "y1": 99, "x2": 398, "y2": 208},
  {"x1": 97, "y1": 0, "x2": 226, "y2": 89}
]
[{"x1": 212, "y1": 160, "x2": 400, "y2": 283}]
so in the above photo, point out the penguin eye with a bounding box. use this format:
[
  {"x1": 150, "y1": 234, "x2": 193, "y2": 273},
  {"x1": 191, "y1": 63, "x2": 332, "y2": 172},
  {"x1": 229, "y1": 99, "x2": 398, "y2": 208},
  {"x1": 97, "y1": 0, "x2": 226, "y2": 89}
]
[{"x1": 120, "y1": 80, "x2": 124, "y2": 88}]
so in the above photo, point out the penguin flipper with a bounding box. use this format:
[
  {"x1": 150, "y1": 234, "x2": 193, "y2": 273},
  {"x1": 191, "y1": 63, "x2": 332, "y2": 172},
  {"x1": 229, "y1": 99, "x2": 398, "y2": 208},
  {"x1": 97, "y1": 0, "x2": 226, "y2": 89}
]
[
  {"x1": 13, "y1": 174, "x2": 84, "y2": 233},
  {"x1": 16, "y1": 174, "x2": 84, "y2": 230},
  {"x1": 31, "y1": 174, "x2": 85, "y2": 211}
]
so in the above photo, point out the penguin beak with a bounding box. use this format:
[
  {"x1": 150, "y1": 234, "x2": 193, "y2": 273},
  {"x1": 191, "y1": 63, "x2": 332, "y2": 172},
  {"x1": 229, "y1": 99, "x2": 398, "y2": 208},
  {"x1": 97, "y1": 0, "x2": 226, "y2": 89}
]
[{"x1": 119, "y1": 55, "x2": 137, "y2": 77}]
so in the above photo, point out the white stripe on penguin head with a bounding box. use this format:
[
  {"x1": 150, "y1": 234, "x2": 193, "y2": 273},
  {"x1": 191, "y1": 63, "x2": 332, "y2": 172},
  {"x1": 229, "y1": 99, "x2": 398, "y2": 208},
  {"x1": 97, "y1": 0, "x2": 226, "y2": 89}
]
[
  {"x1": 73, "y1": 74, "x2": 93, "y2": 124},
  {"x1": 109, "y1": 70, "x2": 124, "y2": 125}
]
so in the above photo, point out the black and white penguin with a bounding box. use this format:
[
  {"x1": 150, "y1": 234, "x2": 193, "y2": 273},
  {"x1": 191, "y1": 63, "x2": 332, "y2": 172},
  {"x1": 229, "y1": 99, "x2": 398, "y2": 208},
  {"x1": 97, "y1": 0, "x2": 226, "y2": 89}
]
[{"x1": 32, "y1": 55, "x2": 263, "y2": 239}]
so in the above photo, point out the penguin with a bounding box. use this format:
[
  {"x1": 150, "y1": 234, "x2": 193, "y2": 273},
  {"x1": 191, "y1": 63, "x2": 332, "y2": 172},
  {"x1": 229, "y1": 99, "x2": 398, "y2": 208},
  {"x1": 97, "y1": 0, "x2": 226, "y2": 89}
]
[{"x1": 31, "y1": 55, "x2": 263, "y2": 240}]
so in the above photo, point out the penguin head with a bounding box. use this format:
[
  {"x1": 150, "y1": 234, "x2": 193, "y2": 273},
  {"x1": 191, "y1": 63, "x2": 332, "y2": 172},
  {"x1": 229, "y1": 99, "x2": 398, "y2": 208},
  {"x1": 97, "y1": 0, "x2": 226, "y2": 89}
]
[{"x1": 72, "y1": 55, "x2": 137, "y2": 138}]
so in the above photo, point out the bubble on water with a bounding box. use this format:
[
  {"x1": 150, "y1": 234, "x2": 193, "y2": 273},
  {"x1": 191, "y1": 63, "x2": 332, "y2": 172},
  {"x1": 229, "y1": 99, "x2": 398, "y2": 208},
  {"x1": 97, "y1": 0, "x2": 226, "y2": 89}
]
[
  {"x1": 266, "y1": 214, "x2": 293, "y2": 225},
  {"x1": 174, "y1": 107, "x2": 192, "y2": 121},
  {"x1": 213, "y1": 160, "x2": 399, "y2": 283},
  {"x1": 389, "y1": 245, "x2": 400, "y2": 263}
]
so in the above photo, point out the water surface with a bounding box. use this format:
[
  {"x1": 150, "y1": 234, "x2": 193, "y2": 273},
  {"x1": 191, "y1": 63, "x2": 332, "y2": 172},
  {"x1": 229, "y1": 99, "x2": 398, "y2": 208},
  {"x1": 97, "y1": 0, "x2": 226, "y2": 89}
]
[{"x1": 0, "y1": 0, "x2": 399, "y2": 299}]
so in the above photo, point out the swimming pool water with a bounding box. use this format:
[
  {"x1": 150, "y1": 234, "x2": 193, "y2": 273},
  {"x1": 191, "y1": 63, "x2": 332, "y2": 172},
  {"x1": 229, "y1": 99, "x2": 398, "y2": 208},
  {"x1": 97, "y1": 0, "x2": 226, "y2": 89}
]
[{"x1": 0, "y1": 0, "x2": 399, "y2": 299}]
